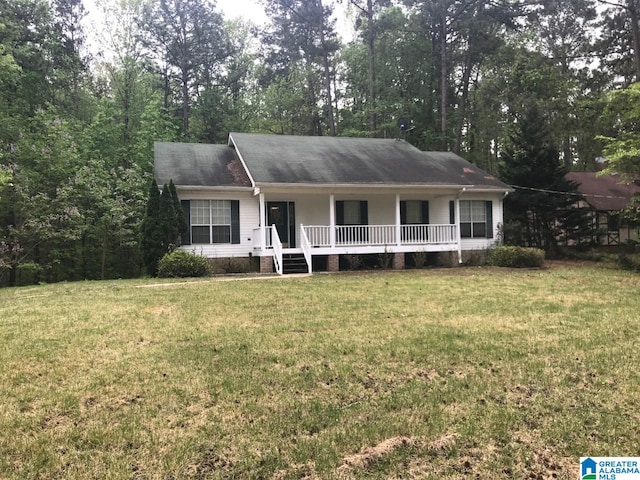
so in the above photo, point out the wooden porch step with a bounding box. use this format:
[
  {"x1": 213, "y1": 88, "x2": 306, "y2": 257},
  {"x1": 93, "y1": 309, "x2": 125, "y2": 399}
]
[{"x1": 282, "y1": 253, "x2": 308, "y2": 274}]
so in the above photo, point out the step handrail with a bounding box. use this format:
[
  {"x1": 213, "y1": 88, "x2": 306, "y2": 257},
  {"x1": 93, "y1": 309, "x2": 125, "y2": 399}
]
[
  {"x1": 271, "y1": 225, "x2": 283, "y2": 275},
  {"x1": 299, "y1": 224, "x2": 313, "y2": 274}
]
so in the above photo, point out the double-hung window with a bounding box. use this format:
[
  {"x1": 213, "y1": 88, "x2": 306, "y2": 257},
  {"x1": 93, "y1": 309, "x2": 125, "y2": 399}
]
[
  {"x1": 191, "y1": 200, "x2": 232, "y2": 244},
  {"x1": 460, "y1": 200, "x2": 492, "y2": 238}
]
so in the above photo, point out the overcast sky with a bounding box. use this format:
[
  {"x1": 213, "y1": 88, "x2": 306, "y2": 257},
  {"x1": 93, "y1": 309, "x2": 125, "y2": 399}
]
[
  {"x1": 214, "y1": 0, "x2": 354, "y2": 40},
  {"x1": 217, "y1": 0, "x2": 268, "y2": 24},
  {"x1": 83, "y1": 0, "x2": 354, "y2": 61}
]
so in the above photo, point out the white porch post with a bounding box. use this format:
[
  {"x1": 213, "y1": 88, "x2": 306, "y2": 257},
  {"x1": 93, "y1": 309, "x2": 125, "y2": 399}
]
[
  {"x1": 259, "y1": 192, "x2": 266, "y2": 250},
  {"x1": 395, "y1": 194, "x2": 401, "y2": 246},
  {"x1": 329, "y1": 193, "x2": 336, "y2": 247}
]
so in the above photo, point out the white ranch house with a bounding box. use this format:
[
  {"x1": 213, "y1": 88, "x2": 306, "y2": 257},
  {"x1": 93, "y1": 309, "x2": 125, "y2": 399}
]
[{"x1": 154, "y1": 133, "x2": 512, "y2": 274}]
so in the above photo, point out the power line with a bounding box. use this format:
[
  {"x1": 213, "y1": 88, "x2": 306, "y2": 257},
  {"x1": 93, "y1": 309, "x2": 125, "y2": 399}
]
[{"x1": 509, "y1": 184, "x2": 632, "y2": 200}]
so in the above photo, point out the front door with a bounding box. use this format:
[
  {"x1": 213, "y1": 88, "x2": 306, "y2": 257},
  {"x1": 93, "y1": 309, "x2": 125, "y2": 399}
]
[{"x1": 267, "y1": 202, "x2": 296, "y2": 248}]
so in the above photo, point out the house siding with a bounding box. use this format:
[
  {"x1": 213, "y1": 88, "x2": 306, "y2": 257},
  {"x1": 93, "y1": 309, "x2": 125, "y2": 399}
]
[
  {"x1": 177, "y1": 189, "x2": 258, "y2": 257},
  {"x1": 429, "y1": 197, "x2": 454, "y2": 225},
  {"x1": 459, "y1": 192, "x2": 503, "y2": 250},
  {"x1": 174, "y1": 188, "x2": 505, "y2": 259}
]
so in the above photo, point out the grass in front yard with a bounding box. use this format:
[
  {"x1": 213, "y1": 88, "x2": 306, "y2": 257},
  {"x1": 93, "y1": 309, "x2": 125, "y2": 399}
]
[{"x1": 1, "y1": 265, "x2": 639, "y2": 479}]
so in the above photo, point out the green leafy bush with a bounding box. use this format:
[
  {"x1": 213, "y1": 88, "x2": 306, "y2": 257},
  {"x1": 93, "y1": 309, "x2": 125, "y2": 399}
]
[
  {"x1": 16, "y1": 262, "x2": 43, "y2": 286},
  {"x1": 617, "y1": 253, "x2": 640, "y2": 272},
  {"x1": 489, "y1": 246, "x2": 545, "y2": 268},
  {"x1": 157, "y1": 250, "x2": 210, "y2": 278}
]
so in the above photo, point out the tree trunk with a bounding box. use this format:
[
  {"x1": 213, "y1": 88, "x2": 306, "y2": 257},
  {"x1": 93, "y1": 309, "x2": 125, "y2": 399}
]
[
  {"x1": 305, "y1": 60, "x2": 321, "y2": 136},
  {"x1": 629, "y1": 0, "x2": 640, "y2": 81},
  {"x1": 318, "y1": 0, "x2": 336, "y2": 136},
  {"x1": 163, "y1": 66, "x2": 170, "y2": 110},
  {"x1": 181, "y1": 68, "x2": 189, "y2": 138},
  {"x1": 440, "y1": 16, "x2": 448, "y2": 150},
  {"x1": 367, "y1": 0, "x2": 376, "y2": 136},
  {"x1": 454, "y1": 48, "x2": 473, "y2": 154}
]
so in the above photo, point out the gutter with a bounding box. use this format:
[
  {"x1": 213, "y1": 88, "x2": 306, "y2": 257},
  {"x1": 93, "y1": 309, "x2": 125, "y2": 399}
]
[
  {"x1": 176, "y1": 185, "x2": 253, "y2": 192},
  {"x1": 254, "y1": 182, "x2": 492, "y2": 190}
]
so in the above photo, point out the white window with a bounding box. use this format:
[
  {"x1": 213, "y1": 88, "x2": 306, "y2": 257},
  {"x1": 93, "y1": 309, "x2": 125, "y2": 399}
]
[
  {"x1": 191, "y1": 200, "x2": 231, "y2": 244},
  {"x1": 460, "y1": 200, "x2": 488, "y2": 238}
]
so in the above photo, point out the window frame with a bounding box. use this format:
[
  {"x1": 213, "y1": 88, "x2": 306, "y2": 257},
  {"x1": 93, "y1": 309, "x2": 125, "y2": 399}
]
[
  {"x1": 190, "y1": 200, "x2": 232, "y2": 244},
  {"x1": 460, "y1": 200, "x2": 492, "y2": 239}
]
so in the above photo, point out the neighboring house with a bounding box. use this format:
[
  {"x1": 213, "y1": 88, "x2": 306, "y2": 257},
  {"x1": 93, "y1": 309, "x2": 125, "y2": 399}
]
[
  {"x1": 154, "y1": 133, "x2": 512, "y2": 274},
  {"x1": 566, "y1": 172, "x2": 640, "y2": 246}
]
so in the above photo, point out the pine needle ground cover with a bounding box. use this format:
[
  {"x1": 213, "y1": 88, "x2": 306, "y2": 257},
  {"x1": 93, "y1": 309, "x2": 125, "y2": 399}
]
[{"x1": 1, "y1": 265, "x2": 639, "y2": 479}]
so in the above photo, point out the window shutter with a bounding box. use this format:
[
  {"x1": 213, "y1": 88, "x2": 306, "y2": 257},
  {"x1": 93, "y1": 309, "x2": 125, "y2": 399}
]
[
  {"x1": 336, "y1": 201, "x2": 344, "y2": 225},
  {"x1": 360, "y1": 201, "x2": 368, "y2": 225},
  {"x1": 421, "y1": 201, "x2": 430, "y2": 224},
  {"x1": 485, "y1": 201, "x2": 493, "y2": 239},
  {"x1": 180, "y1": 200, "x2": 191, "y2": 245},
  {"x1": 449, "y1": 200, "x2": 455, "y2": 224},
  {"x1": 231, "y1": 200, "x2": 240, "y2": 244}
]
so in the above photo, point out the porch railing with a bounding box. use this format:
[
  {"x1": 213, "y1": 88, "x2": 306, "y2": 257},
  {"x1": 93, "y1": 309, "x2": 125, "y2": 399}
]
[
  {"x1": 303, "y1": 224, "x2": 457, "y2": 247},
  {"x1": 271, "y1": 225, "x2": 283, "y2": 275},
  {"x1": 304, "y1": 225, "x2": 331, "y2": 247},
  {"x1": 401, "y1": 224, "x2": 457, "y2": 244}
]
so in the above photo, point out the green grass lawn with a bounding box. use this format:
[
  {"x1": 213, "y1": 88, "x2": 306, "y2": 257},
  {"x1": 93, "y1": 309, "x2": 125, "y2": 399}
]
[{"x1": 1, "y1": 264, "x2": 639, "y2": 479}]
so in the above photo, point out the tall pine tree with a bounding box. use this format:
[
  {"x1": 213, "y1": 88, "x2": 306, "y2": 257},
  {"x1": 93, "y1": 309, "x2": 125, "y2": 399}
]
[
  {"x1": 140, "y1": 178, "x2": 163, "y2": 276},
  {"x1": 168, "y1": 179, "x2": 187, "y2": 244},
  {"x1": 159, "y1": 182, "x2": 179, "y2": 252},
  {"x1": 499, "y1": 104, "x2": 593, "y2": 252}
]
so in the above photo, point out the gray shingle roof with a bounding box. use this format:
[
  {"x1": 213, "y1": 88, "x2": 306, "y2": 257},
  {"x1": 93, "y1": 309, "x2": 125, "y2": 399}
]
[
  {"x1": 229, "y1": 133, "x2": 509, "y2": 190},
  {"x1": 154, "y1": 142, "x2": 251, "y2": 188},
  {"x1": 153, "y1": 135, "x2": 511, "y2": 191}
]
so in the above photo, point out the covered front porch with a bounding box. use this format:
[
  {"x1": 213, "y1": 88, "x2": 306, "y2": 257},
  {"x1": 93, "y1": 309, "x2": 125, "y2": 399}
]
[{"x1": 252, "y1": 190, "x2": 464, "y2": 274}]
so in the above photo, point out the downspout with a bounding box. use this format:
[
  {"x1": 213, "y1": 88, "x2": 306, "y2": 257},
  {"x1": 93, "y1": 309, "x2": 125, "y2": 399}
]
[
  {"x1": 456, "y1": 188, "x2": 466, "y2": 264},
  {"x1": 501, "y1": 190, "x2": 510, "y2": 245},
  {"x1": 258, "y1": 191, "x2": 266, "y2": 253}
]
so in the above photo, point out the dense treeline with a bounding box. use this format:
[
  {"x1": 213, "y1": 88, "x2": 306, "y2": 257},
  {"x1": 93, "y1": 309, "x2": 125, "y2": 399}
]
[{"x1": 0, "y1": 0, "x2": 639, "y2": 285}]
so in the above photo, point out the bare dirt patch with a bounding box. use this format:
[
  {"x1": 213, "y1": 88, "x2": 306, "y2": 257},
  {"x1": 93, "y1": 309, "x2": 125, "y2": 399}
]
[
  {"x1": 511, "y1": 430, "x2": 578, "y2": 480},
  {"x1": 337, "y1": 435, "x2": 415, "y2": 474},
  {"x1": 428, "y1": 432, "x2": 459, "y2": 456}
]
